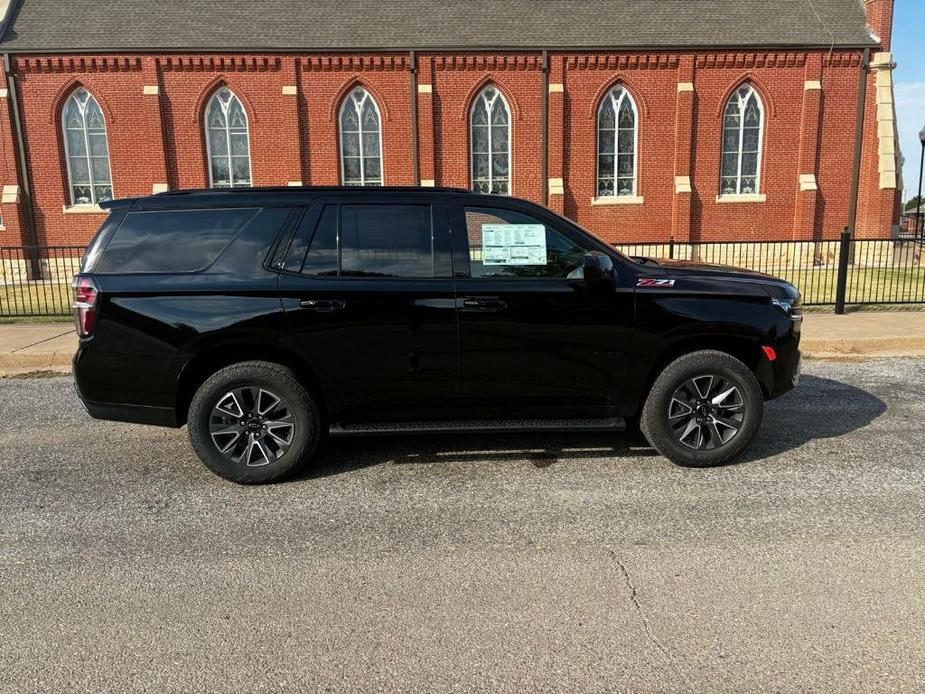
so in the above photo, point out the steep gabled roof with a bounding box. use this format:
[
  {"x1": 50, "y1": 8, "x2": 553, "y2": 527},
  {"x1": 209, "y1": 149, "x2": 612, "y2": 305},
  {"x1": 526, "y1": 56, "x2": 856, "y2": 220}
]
[{"x1": 0, "y1": 0, "x2": 877, "y2": 52}]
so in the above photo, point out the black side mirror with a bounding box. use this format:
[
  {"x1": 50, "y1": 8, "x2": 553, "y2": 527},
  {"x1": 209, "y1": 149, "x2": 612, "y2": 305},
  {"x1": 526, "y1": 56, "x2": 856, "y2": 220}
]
[{"x1": 581, "y1": 252, "x2": 615, "y2": 284}]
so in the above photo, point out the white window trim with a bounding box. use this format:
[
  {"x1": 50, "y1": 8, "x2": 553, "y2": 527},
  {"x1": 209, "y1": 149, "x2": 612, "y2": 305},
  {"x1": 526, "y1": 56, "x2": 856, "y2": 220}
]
[
  {"x1": 719, "y1": 84, "x2": 764, "y2": 198},
  {"x1": 204, "y1": 88, "x2": 253, "y2": 188},
  {"x1": 61, "y1": 89, "x2": 114, "y2": 207},
  {"x1": 62, "y1": 204, "x2": 108, "y2": 214},
  {"x1": 469, "y1": 86, "x2": 512, "y2": 196},
  {"x1": 596, "y1": 86, "x2": 639, "y2": 198},
  {"x1": 715, "y1": 193, "x2": 767, "y2": 204},
  {"x1": 591, "y1": 195, "x2": 644, "y2": 206},
  {"x1": 338, "y1": 87, "x2": 385, "y2": 186}
]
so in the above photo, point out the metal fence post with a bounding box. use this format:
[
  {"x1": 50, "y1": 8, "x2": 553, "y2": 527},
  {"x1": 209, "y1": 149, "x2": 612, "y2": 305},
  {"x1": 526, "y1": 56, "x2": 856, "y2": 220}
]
[
  {"x1": 834, "y1": 226, "x2": 852, "y2": 314},
  {"x1": 668, "y1": 236, "x2": 675, "y2": 260}
]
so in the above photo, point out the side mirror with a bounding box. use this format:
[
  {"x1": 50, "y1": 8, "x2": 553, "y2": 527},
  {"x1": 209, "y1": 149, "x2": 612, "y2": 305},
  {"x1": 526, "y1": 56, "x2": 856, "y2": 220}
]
[{"x1": 581, "y1": 252, "x2": 615, "y2": 284}]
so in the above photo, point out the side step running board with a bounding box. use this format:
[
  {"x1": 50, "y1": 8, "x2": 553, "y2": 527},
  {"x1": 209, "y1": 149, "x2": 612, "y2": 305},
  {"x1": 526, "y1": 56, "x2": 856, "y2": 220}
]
[{"x1": 329, "y1": 417, "x2": 626, "y2": 436}]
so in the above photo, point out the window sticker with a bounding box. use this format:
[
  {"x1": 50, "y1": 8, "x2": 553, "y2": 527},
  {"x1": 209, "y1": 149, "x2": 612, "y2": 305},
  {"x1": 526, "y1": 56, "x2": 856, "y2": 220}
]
[{"x1": 481, "y1": 224, "x2": 547, "y2": 265}]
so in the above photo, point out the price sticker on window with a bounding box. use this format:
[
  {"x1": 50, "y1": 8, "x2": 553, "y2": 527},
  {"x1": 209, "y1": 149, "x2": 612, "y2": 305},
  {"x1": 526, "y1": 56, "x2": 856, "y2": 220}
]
[{"x1": 481, "y1": 224, "x2": 547, "y2": 265}]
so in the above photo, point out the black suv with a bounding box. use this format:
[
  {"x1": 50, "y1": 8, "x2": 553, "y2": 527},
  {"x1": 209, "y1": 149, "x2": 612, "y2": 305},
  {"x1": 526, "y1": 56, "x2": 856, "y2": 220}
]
[{"x1": 73, "y1": 187, "x2": 801, "y2": 483}]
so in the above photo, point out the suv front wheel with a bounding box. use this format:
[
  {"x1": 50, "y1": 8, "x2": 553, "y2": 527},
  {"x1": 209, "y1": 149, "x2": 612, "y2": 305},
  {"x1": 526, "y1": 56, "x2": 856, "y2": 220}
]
[
  {"x1": 640, "y1": 350, "x2": 764, "y2": 467},
  {"x1": 187, "y1": 361, "x2": 321, "y2": 483}
]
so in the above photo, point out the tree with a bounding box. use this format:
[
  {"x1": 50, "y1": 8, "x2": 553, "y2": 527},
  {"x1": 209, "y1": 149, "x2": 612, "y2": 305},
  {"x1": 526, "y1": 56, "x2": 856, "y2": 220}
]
[{"x1": 905, "y1": 196, "x2": 923, "y2": 211}]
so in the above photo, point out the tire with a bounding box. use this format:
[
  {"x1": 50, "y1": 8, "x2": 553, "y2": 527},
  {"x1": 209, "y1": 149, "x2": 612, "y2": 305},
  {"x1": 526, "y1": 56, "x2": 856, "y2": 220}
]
[
  {"x1": 640, "y1": 350, "x2": 764, "y2": 468},
  {"x1": 187, "y1": 360, "x2": 321, "y2": 484}
]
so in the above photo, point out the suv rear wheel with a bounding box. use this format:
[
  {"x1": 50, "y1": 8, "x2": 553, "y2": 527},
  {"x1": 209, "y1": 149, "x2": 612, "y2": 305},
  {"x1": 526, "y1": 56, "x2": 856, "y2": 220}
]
[
  {"x1": 187, "y1": 361, "x2": 320, "y2": 484},
  {"x1": 640, "y1": 350, "x2": 763, "y2": 467}
]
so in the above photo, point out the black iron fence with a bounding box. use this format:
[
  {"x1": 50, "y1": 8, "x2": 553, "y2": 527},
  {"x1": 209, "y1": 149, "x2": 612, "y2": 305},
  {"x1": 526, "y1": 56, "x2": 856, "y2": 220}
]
[
  {"x1": 1, "y1": 233, "x2": 923, "y2": 317},
  {"x1": 615, "y1": 231, "x2": 925, "y2": 310},
  {"x1": 1, "y1": 246, "x2": 84, "y2": 318}
]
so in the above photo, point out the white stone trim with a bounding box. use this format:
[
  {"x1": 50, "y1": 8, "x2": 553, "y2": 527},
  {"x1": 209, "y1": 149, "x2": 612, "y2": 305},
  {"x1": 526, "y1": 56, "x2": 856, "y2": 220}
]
[
  {"x1": 420, "y1": 179, "x2": 435, "y2": 187},
  {"x1": 872, "y1": 53, "x2": 899, "y2": 190},
  {"x1": 62, "y1": 204, "x2": 107, "y2": 214},
  {"x1": 675, "y1": 176, "x2": 692, "y2": 194},
  {"x1": 677, "y1": 82, "x2": 694, "y2": 93},
  {"x1": 142, "y1": 85, "x2": 159, "y2": 95},
  {"x1": 804, "y1": 80, "x2": 822, "y2": 91},
  {"x1": 281, "y1": 85, "x2": 298, "y2": 96},
  {"x1": 548, "y1": 83, "x2": 564, "y2": 93},
  {"x1": 716, "y1": 194, "x2": 767, "y2": 203},
  {"x1": 0, "y1": 88, "x2": 8, "y2": 98},
  {"x1": 151, "y1": 183, "x2": 169, "y2": 194},
  {"x1": 548, "y1": 177, "x2": 564, "y2": 195},
  {"x1": 591, "y1": 195, "x2": 644, "y2": 206},
  {"x1": 1, "y1": 184, "x2": 19, "y2": 204},
  {"x1": 287, "y1": 181, "x2": 303, "y2": 186},
  {"x1": 798, "y1": 174, "x2": 818, "y2": 191},
  {"x1": 417, "y1": 83, "x2": 432, "y2": 94},
  {"x1": 869, "y1": 52, "x2": 895, "y2": 69}
]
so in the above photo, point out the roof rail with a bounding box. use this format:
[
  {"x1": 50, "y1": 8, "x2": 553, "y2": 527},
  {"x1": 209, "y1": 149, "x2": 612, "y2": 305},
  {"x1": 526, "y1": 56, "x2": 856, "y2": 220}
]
[{"x1": 154, "y1": 185, "x2": 473, "y2": 196}]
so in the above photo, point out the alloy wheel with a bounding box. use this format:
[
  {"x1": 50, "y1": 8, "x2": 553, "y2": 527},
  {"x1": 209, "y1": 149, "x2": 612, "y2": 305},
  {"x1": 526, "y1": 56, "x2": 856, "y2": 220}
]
[
  {"x1": 209, "y1": 387, "x2": 295, "y2": 466},
  {"x1": 667, "y1": 374, "x2": 745, "y2": 451}
]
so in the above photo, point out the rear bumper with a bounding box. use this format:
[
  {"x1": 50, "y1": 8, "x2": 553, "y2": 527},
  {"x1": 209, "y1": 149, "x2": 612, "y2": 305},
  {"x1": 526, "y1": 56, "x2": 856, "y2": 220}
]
[{"x1": 79, "y1": 397, "x2": 180, "y2": 427}]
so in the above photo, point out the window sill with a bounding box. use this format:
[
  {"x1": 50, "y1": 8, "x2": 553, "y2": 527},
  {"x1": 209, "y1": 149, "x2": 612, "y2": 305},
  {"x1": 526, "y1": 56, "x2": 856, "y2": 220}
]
[
  {"x1": 591, "y1": 195, "x2": 644, "y2": 206},
  {"x1": 715, "y1": 194, "x2": 767, "y2": 204},
  {"x1": 62, "y1": 204, "x2": 108, "y2": 214}
]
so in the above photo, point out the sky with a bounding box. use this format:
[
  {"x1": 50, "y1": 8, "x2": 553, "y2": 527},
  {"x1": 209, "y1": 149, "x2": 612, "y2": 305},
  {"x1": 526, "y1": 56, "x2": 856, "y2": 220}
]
[{"x1": 893, "y1": 0, "x2": 925, "y2": 200}]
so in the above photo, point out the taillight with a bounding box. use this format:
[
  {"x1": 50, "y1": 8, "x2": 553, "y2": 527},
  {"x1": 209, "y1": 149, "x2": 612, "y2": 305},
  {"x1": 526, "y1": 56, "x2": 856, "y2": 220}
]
[{"x1": 73, "y1": 275, "x2": 98, "y2": 337}]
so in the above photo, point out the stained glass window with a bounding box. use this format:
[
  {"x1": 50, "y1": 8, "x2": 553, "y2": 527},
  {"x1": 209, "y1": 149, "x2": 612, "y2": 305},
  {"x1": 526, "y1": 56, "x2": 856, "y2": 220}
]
[
  {"x1": 340, "y1": 88, "x2": 382, "y2": 186},
  {"x1": 596, "y1": 86, "x2": 637, "y2": 197},
  {"x1": 205, "y1": 88, "x2": 252, "y2": 188},
  {"x1": 62, "y1": 89, "x2": 113, "y2": 205},
  {"x1": 720, "y1": 85, "x2": 763, "y2": 195},
  {"x1": 470, "y1": 86, "x2": 510, "y2": 195}
]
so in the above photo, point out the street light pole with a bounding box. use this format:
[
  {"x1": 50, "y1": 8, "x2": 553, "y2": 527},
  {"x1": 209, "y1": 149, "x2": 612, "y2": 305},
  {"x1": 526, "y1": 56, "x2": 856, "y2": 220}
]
[{"x1": 917, "y1": 125, "x2": 925, "y2": 237}]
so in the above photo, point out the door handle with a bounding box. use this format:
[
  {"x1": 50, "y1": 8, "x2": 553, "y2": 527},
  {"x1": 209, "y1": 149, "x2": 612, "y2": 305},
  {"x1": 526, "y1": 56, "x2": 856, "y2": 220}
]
[
  {"x1": 461, "y1": 297, "x2": 508, "y2": 312},
  {"x1": 299, "y1": 298, "x2": 346, "y2": 312}
]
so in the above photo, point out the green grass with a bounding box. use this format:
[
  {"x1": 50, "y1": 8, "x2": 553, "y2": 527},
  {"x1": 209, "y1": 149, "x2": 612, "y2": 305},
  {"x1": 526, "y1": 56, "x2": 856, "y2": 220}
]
[
  {"x1": 774, "y1": 268, "x2": 925, "y2": 306},
  {"x1": 0, "y1": 281, "x2": 73, "y2": 319}
]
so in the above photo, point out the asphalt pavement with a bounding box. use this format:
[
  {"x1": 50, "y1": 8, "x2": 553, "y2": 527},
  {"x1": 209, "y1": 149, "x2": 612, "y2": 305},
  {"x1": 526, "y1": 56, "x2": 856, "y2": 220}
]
[{"x1": 1, "y1": 358, "x2": 924, "y2": 693}]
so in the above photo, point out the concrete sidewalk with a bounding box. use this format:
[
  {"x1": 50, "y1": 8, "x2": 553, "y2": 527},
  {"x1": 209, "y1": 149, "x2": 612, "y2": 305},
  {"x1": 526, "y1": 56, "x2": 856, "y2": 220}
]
[
  {"x1": 0, "y1": 324, "x2": 76, "y2": 375},
  {"x1": 1, "y1": 312, "x2": 924, "y2": 375}
]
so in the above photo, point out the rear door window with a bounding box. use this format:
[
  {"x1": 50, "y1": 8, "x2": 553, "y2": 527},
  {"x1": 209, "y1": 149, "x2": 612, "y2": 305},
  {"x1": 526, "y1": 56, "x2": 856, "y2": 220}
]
[
  {"x1": 294, "y1": 205, "x2": 338, "y2": 276},
  {"x1": 340, "y1": 204, "x2": 433, "y2": 278},
  {"x1": 95, "y1": 208, "x2": 259, "y2": 273},
  {"x1": 291, "y1": 202, "x2": 449, "y2": 279}
]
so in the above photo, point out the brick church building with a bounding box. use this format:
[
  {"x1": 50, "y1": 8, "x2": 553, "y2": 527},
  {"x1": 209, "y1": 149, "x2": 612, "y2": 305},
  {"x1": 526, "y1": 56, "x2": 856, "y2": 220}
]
[{"x1": 0, "y1": 0, "x2": 902, "y2": 249}]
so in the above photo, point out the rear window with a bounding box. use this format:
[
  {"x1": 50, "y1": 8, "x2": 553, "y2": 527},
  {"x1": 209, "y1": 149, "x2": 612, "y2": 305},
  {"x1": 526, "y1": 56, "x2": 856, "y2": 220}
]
[{"x1": 94, "y1": 208, "x2": 259, "y2": 273}]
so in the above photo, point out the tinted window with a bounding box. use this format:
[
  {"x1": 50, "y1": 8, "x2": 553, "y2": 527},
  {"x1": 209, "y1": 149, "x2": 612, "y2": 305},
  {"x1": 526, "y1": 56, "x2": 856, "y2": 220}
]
[
  {"x1": 464, "y1": 206, "x2": 588, "y2": 279},
  {"x1": 96, "y1": 208, "x2": 259, "y2": 273},
  {"x1": 340, "y1": 205, "x2": 433, "y2": 278},
  {"x1": 301, "y1": 205, "x2": 338, "y2": 276}
]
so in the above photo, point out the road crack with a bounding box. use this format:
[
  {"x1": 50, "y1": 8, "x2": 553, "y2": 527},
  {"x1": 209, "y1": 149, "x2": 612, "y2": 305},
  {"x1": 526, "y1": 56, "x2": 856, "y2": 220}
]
[{"x1": 610, "y1": 549, "x2": 695, "y2": 693}]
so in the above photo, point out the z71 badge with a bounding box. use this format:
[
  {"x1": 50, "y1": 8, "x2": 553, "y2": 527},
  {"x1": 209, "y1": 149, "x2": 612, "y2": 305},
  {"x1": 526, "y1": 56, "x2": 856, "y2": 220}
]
[{"x1": 637, "y1": 278, "x2": 676, "y2": 288}]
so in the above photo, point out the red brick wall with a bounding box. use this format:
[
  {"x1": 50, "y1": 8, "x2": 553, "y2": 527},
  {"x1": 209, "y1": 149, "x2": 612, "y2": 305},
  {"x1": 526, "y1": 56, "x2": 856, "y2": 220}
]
[{"x1": 0, "y1": 43, "x2": 899, "y2": 248}]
